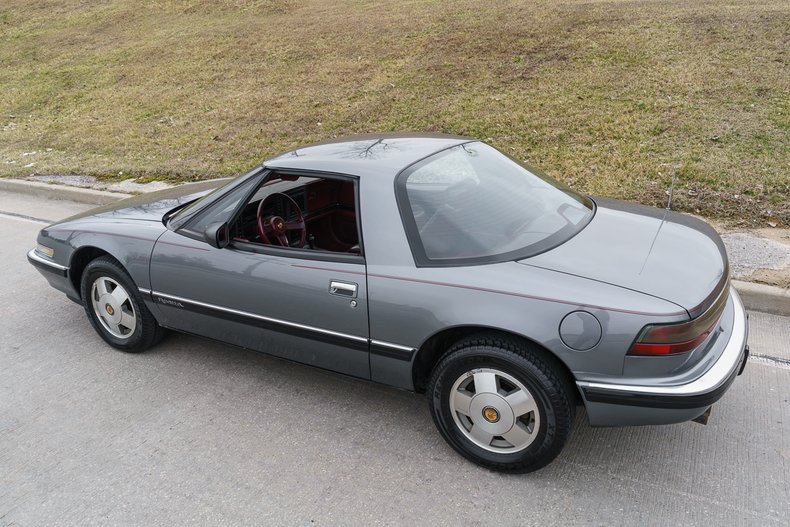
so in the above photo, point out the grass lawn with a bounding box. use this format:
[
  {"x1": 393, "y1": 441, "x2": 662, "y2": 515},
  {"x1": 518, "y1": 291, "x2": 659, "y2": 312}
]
[{"x1": 1, "y1": 0, "x2": 788, "y2": 225}]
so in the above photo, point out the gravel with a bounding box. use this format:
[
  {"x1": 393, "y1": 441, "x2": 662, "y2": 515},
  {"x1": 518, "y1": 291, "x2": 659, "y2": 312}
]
[{"x1": 721, "y1": 232, "x2": 790, "y2": 277}]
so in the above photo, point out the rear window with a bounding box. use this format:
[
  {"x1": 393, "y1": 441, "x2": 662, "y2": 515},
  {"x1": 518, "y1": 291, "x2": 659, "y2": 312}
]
[{"x1": 397, "y1": 142, "x2": 593, "y2": 266}]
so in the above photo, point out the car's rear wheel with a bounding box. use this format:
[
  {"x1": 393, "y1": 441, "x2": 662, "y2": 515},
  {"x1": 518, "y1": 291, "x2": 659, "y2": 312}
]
[
  {"x1": 80, "y1": 256, "x2": 163, "y2": 353},
  {"x1": 427, "y1": 334, "x2": 575, "y2": 473}
]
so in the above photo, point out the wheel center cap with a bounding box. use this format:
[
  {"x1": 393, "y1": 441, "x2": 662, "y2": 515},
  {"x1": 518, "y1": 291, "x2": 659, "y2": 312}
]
[
  {"x1": 98, "y1": 293, "x2": 122, "y2": 324},
  {"x1": 482, "y1": 406, "x2": 500, "y2": 423},
  {"x1": 469, "y1": 393, "x2": 515, "y2": 435}
]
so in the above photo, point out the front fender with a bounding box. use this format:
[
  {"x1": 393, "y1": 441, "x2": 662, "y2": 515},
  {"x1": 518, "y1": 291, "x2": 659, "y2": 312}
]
[{"x1": 44, "y1": 219, "x2": 167, "y2": 298}]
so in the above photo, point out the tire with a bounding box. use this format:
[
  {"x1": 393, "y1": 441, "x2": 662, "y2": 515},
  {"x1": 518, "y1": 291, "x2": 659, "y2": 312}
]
[
  {"x1": 427, "y1": 333, "x2": 575, "y2": 473},
  {"x1": 80, "y1": 255, "x2": 164, "y2": 353}
]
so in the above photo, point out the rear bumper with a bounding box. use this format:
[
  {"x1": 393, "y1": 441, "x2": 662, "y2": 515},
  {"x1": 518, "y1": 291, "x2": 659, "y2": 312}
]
[{"x1": 578, "y1": 287, "x2": 749, "y2": 426}]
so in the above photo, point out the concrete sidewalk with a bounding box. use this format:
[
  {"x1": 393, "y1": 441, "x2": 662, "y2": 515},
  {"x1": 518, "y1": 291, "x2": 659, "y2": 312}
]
[{"x1": 2, "y1": 176, "x2": 789, "y2": 315}]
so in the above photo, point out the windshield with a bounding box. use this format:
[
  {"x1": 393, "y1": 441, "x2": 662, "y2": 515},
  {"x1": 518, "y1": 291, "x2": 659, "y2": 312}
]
[
  {"x1": 398, "y1": 142, "x2": 593, "y2": 265},
  {"x1": 168, "y1": 168, "x2": 262, "y2": 228}
]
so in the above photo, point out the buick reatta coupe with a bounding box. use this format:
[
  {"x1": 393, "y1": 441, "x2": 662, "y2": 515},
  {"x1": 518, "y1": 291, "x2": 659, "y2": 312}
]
[{"x1": 29, "y1": 134, "x2": 749, "y2": 472}]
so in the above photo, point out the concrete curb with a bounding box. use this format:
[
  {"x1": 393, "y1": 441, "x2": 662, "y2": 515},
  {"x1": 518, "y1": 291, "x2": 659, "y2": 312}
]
[
  {"x1": 733, "y1": 280, "x2": 790, "y2": 317},
  {"x1": 2, "y1": 178, "x2": 789, "y2": 316},
  {"x1": 0, "y1": 179, "x2": 131, "y2": 206}
]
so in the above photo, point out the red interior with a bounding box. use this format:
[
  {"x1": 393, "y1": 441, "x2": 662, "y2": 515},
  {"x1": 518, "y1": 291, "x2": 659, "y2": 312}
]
[
  {"x1": 303, "y1": 179, "x2": 357, "y2": 251},
  {"x1": 234, "y1": 176, "x2": 359, "y2": 253}
]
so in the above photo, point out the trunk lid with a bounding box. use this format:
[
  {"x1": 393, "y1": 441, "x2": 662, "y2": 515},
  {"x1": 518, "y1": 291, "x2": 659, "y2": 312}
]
[{"x1": 519, "y1": 198, "x2": 728, "y2": 316}]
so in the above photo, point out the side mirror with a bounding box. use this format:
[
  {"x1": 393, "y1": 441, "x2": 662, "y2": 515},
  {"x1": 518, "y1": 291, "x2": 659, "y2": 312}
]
[{"x1": 204, "y1": 222, "x2": 230, "y2": 249}]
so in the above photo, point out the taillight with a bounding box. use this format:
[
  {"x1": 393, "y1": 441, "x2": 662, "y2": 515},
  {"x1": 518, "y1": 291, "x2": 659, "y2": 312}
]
[{"x1": 628, "y1": 285, "x2": 729, "y2": 356}]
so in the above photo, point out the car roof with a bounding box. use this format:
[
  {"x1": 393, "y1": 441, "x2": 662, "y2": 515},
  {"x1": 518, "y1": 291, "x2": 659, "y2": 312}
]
[{"x1": 263, "y1": 133, "x2": 473, "y2": 178}]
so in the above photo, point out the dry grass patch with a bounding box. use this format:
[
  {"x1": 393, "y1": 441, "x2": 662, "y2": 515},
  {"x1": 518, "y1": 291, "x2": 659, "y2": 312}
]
[{"x1": 1, "y1": 0, "x2": 788, "y2": 224}]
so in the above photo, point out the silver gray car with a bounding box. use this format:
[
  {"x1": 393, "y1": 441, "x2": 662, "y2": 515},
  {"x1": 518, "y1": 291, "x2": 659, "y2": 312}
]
[{"x1": 28, "y1": 134, "x2": 749, "y2": 472}]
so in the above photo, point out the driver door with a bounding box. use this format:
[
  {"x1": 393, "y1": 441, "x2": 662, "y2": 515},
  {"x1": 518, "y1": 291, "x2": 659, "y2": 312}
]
[{"x1": 148, "y1": 172, "x2": 370, "y2": 379}]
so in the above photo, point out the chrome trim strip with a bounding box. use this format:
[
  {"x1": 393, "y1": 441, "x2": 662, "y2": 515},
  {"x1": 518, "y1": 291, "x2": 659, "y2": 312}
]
[
  {"x1": 370, "y1": 339, "x2": 416, "y2": 353},
  {"x1": 138, "y1": 287, "x2": 152, "y2": 295},
  {"x1": 577, "y1": 288, "x2": 747, "y2": 397},
  {"x1": 151, "y1": 290, "x2": 369, "y2": 344},
  {"x1": 27, "y1": 249, "x2": 69, "y2": 272}
]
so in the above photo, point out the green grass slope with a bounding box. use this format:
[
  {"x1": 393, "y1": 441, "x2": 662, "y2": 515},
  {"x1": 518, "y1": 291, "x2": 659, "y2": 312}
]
[{"x1": 1, "y1": 0, "x2": 788, "y2": 224}]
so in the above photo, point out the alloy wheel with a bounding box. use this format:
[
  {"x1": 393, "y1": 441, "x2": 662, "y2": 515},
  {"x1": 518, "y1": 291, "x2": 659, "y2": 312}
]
[
  {"x1": 90, "y1": 276, "x2": 137, "y2": 339},
  {"x1": 449, "y1": 368, "x2": 541, "y2": 453}
]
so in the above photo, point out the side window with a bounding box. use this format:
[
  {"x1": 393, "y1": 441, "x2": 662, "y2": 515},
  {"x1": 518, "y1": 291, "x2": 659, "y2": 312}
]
[
  {"x1": 181, "y1": 177, "x2": 259, "y2": 238},
  {"x1": 230, "y1": 173, "x2": 362, "y2": 256}
]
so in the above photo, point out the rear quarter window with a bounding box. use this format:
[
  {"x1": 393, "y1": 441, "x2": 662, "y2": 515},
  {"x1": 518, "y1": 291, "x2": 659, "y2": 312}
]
[{"x1": 397, "y1": 142, "x2": 593, "y2": 266}]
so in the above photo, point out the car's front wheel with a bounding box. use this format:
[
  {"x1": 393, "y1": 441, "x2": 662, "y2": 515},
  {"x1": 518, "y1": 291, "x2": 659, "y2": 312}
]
[
  {"x1": 427, "y1": 334, "x2": 575, "y2": 473},
  {"x1": 80, "y1": 256, "x2": 163, "y2": 353}
]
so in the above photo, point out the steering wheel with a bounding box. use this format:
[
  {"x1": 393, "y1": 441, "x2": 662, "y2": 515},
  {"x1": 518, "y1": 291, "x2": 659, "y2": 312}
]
[{"x1": 256, "y1": 192, "x2": 306, "y2": 248}]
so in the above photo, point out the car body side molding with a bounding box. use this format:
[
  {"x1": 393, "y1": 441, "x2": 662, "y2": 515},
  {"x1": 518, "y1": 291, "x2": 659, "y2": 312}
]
[{"x1": 144, "y1": 289, "x2": 416, "y2": 360}]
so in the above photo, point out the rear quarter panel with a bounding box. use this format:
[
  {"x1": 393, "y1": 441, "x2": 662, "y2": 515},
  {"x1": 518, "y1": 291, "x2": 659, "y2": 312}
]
[
  {"x1": 366, "y1": 263, "x2": 689, "y2": 389},
  {"x1": 358, "y1": 172, "x2": 688, "y2": 390}
]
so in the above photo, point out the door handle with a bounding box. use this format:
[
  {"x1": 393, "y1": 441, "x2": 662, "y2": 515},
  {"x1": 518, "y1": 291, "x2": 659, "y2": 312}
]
[{"x1": 329, "y1": 280, "x2": 358, "y2": 298}]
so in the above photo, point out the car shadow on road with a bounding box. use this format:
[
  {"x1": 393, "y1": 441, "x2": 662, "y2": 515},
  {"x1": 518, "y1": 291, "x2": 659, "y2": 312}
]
[{"x1": 137, "y1": 329, "x2": 764, "y2": 487}]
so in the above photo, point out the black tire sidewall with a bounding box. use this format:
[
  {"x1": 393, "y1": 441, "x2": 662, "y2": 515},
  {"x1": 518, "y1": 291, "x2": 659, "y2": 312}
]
[
  {"x1": 429, "y1": 344, "x2": 573, "y2": 472},
  {"x1": 80, "y1": 258, "x2": 150, "y2": 352}
]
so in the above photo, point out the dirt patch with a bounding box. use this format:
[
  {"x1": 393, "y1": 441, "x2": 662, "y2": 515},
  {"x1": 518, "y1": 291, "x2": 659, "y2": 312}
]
[{"x1": 748, "y1": 268, "x2": 790, "y2": 290}]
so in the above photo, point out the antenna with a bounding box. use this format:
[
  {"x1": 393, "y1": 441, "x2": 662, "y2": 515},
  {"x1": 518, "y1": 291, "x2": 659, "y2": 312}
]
[{"x1": 666, "y1": 144, "x2": 680, "y2": 210}]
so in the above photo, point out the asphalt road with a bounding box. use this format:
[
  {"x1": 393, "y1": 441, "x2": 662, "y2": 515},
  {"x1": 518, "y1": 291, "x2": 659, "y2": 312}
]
[{"x1": 1, "y1": 192, "x2": 788, "y2": 526}]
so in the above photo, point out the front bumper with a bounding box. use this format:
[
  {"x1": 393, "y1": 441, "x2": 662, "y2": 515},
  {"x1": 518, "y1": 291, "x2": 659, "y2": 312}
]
[
  {"x1": 27, "y1": 248, "x2": 69, "y2": 277},
  {"x1": 577, "y1": 287, "x2": 749, "y2": 426},
  {"x1": 28, "y1": 248, "x2": 78, "y2": 300}
]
